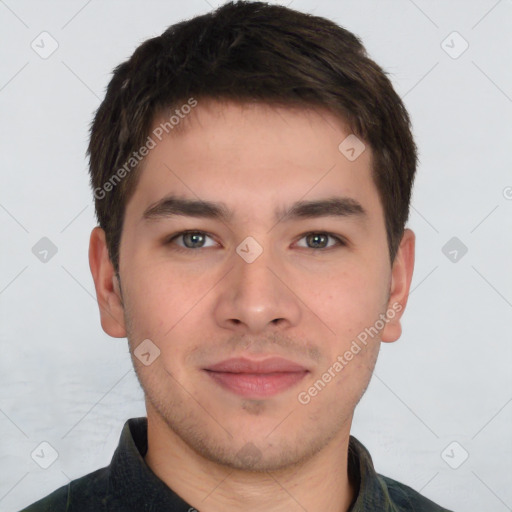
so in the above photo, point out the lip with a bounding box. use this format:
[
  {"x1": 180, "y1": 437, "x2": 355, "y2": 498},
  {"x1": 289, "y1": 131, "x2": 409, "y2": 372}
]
[
  {"x1": 204, "y1": 357, "x2": 309, "y2": 398},
  {"x1": 205, "y1": 357, "x2": 308, "y2": 373}
]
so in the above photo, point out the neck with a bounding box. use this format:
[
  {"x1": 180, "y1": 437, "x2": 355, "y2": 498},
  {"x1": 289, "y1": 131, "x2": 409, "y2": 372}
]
[{"x1": 144, "y1": 407, "x2": 356, "y2": 512}]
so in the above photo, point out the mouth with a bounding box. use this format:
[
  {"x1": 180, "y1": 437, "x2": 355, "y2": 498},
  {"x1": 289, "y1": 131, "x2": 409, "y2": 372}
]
[{"x1": 203, "y1": 357, "x2": 309, "y2": 399}]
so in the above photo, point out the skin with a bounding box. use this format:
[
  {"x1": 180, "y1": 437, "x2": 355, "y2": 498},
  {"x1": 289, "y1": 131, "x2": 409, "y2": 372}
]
[{"x1": 89, "y1": 99, "x2": 415, "y2": 512}]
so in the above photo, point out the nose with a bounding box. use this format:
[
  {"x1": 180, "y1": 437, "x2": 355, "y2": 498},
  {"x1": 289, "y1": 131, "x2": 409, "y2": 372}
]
[{"x1": 213, "y1": 241, "x2": 302, "y2": 334}]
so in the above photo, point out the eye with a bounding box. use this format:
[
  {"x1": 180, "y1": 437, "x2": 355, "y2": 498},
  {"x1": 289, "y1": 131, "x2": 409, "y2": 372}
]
[
  {"x1": 295, "y1": 232, "x2": 346, "y2": 250},
  {"x1": 165, "y1": 230, "x2": 346, "y2": 252},
  {"x1": 166, "y1": 230, "x2": 218, "y2": 250}
]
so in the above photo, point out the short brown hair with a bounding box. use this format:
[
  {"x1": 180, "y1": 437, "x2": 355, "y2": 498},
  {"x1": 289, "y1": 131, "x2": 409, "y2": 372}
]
[{"x1": 88, "y1": 0, "x2": 417, "y2": 274}]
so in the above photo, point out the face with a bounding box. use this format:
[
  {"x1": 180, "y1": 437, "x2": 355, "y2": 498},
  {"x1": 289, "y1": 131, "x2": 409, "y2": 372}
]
[{"x1": 90, "y1": 100, "x2": 414, "y2": 472}]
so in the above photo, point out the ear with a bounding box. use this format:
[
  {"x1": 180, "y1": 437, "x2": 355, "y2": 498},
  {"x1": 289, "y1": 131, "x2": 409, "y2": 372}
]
[
  {"x1": 381, "y1": 228, "x2": 415, "y2": 343},
  {"x1": 88, "y1": 226, "x2": 127, "y2": 338}
]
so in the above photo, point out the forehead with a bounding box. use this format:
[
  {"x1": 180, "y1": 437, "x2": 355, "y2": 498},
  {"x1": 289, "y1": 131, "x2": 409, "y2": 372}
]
[{"x1": 125, "y1": 100, "x2": 383, "y2": 226}]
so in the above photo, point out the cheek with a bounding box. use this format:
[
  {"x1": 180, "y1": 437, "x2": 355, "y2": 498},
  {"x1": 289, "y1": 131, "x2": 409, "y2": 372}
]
[
  {"x1": 122, "y1": 260, "x2": 184, "y2": 338},
  {"x1": 122, "y1": 259, "x2": 213, "y2": 374},
  {"x1": 306, "y1": 266, "x2": 386, "y2": 339}
]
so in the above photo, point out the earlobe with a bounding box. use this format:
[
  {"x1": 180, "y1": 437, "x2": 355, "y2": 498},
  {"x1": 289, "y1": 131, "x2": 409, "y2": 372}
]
[
  {"x1": 88, "y1": 227, "x2": 127, "y2": 338},
  {"x1": 381, "y1": 228, "x2": 415, "y2": 343}
]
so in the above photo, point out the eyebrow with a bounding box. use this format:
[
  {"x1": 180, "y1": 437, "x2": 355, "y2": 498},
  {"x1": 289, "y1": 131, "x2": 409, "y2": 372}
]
[{"x1": 141, "y1": 194, "x2": 368, "y2": 225}]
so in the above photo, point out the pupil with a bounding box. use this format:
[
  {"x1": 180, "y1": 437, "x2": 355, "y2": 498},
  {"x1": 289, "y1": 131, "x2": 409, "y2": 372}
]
[
  {"x1": 186, "y1": 233, "x2": 203, "y2": 248},
  {"x1": 309, "y1": 234, "x2": 326, "y2": 248}
]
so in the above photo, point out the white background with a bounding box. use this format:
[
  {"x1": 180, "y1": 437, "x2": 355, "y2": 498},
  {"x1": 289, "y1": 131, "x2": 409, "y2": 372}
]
[{"x1": 1, "y1": 1, "x2": 511, "y2": 511}]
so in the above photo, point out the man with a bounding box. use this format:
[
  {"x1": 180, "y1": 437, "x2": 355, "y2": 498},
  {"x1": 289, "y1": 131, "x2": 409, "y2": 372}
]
[{"x1": 20, "y1": 1, "x2": 452, "y2": 510}]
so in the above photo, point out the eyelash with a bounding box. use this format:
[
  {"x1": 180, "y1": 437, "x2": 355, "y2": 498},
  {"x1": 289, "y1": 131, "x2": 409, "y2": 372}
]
[{"x1": 165, "y1": 230, "x2": 346, "y2": 253}]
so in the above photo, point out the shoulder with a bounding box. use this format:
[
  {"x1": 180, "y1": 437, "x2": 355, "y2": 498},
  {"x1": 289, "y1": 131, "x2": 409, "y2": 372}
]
[
  {"x1": 378, "y1": 474, "x2": 453, "y2": 512},
  {"x1": 18, "y1": 467, "x2": 109, "y2": 512},
  {"x1": 18, "y1": 483, "x2": 69, "y2": 512}
]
